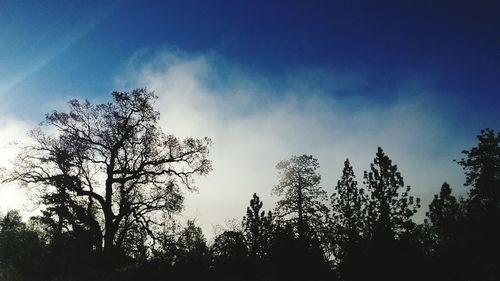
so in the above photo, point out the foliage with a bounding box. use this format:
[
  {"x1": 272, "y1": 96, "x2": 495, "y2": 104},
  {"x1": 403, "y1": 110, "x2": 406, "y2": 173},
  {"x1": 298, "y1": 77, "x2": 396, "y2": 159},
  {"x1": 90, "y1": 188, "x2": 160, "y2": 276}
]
[
  {"x1": 174, "y1": 220, "x2": 210, "y2": 271},
  {"x1": 456, "y1": 128, "x2": 500, "y2": 201},
  {"x1": 454, "y1": 128, "x2": 500, "y2": 280},
  {"x1": 266, "y1": 222, "x2": 333, "y2": 281},
  {"x1": 272, "y1": 154, "x2": 329, "y2": 240},
  {"x1": 363, "y1": 147, "x2": 420, "y2": 241},
  {"x1": 0, "y1": 211, "x2": 48, "y2": 281},
  {"x1": 210, "y1": 230, "x2": 248, "y2": 280},
  {"x1": 0, "y1": 96, "x2": 498, "y2": 281},
  {"x1": 329, "y1": 159, "x2": 368, "y2": 262},
  {"x1": 424, "y1": 182, "x2": 468, "y2": 281},
  {"x1": 6, "y1": 89, "x2": 212, "y2": 257},
  {"x1": 426, "y1": 182, "x2": 464, "y2": 244},
  {"x1": 242, "y1": 193, "x2": 273, "y2": 261}
]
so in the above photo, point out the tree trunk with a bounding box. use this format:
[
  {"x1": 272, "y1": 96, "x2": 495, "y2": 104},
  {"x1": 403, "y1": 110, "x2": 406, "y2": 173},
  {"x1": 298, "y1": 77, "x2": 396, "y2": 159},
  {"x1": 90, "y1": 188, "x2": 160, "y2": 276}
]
[{"x1": 104, "y1": 153, "x2": 116, "y2": 254}]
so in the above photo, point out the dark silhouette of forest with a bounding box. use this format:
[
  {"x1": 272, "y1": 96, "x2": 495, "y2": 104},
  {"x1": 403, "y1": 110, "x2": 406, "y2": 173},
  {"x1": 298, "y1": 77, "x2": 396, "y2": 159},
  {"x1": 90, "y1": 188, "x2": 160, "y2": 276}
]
[{"x1": 0, "y1": 89, "x2": 498, "y2": 281}]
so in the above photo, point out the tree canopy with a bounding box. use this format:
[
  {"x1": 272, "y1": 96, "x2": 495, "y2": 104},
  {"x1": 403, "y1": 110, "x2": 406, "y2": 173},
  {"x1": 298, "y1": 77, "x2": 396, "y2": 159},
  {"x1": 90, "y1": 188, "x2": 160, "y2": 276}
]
[
  {"x1": 364, "y1": 147, "x2": 420, "y2": 241},
  {"x1": 6, "y1": 89, "x2": 212, "y2": 255},
  {"x1": 272, "y1": 154, "x2": 328, "y2": 240},
  {"x1": 330, "y1": 159, "x2": 368, "y2": 261},
  {"x1": 0, "y1": 93, "x2": 498, "y2": 281}
]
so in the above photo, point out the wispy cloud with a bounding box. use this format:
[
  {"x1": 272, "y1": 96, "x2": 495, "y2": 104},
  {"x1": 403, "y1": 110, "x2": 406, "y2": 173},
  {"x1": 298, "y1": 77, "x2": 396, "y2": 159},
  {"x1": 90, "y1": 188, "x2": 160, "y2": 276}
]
[
  {"x1": 0, "y1": 2, "x2": 117, "y2": 98},
  {"x1": 0, "y1": 48, "x2": 472, "y2": 232},
  {"x1": 117, "y1": 48, "x2": 469, "y2": 234}
]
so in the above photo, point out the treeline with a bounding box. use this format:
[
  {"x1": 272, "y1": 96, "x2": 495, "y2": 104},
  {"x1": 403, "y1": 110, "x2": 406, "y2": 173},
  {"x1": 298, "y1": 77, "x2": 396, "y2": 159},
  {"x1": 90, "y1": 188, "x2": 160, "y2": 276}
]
[{"x1": 0, "y1": 90, "x2": 499, "y2": 281}]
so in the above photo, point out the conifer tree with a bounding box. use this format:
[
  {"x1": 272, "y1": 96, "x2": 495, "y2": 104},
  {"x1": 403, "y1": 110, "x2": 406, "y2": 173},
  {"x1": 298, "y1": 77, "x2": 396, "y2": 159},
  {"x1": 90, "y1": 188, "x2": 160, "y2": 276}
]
[
  {"x1": 425, "y1": 182, "x2": 467, "y2": 281},
  {"x1": 456, "y1": 128, "x2": 500, "y2": 210},
  {"x1": 455, "y1": 128, "x2": 500, "y2": 280},
  {"x1": 364, "y1": 147, "x2": 420, "y2": 241},
  {"x1": 427, "y1": 182, "x2": 463, "y2": 243},
  {"x1": 330, "y1": 159, "x2": 368, "y2": 261},
  {"x1": 242, "y1": 193, "x2": 273, "y2": 261},
  {"x1": 272, "y1": 155, "x2": 328, "y2": 241}
]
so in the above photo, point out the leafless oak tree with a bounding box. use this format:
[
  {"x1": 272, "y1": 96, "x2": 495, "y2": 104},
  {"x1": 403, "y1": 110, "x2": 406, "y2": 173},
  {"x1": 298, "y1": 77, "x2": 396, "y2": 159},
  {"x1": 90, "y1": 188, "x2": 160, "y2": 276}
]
[{"x1": 6, "y1": 89, "x2": 212, "y2": 255}]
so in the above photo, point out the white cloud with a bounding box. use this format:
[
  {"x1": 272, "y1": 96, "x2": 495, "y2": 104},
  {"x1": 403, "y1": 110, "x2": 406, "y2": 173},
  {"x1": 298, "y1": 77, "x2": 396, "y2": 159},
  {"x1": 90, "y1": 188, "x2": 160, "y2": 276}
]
[
  {"x1": 117, "y1": 49, "x2": 468, "y2": 235},
  {"x1": 0, "y1": 48, "x2": 473, "y2": 234},
  {"x1": 0, "y1": 117, "x2": 33, "y2": 215}
]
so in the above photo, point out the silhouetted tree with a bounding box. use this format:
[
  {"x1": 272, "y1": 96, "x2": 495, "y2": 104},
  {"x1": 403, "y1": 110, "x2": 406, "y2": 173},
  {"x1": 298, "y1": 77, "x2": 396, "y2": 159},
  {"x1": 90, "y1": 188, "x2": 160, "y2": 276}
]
[
  {"x1": 242, "y1": 193, "x2": 273, "y2": 280},
  {"x1": 425, "y1": 182, "x2": 468, "y2": 281},
  {"x1": 210, "y1": 230, "x2": 248, "y2": 280},
  {"x1": 357, "y1": 147, "x2": 421, "y2": 281},
  {"x1": 242, "y1": 193, "x2": 273, "y2": 261},
  {"x1": 457, "y1": 128, "x2": 500, "y2": 205},
  {"x1": 6, "y1": 89, "x2": 212, "y2": 260},
  {"x1": 0, "y1": 210, "x2": 23, "y2": 230},
  {"x1": 329, "y1": 159, "x2": 368, "y2": 263},
  {"x1": 148, "y1": 220, "x2": 211, "y2": 281},
  {"x1": 272, "y1": 155, "x2": 328, "y2": 241},
  {"x1": 36, "y1": 186, "x2": 104, "y2": 277},
  {"x1": 175, "y1": 220, "x2": 209, "y2": 267},
  {"x1": 455, "y1": 128, "x2": 500, "y2": 280},
  {"x1": 119, "y1": 222, "x2": 149, "y2": 262},
  {"x1": 267, "y1": 222, "x2": 333, "y2": 281},
  {"x1": 364, "y1": 147, "x2": 420, "y2": 241},
  {"x1": 0, "y1": 211, "x2": 48, "y2": 281},
  {"x1": 427, "y1": 182, "x2": 463, "y2": 244}
]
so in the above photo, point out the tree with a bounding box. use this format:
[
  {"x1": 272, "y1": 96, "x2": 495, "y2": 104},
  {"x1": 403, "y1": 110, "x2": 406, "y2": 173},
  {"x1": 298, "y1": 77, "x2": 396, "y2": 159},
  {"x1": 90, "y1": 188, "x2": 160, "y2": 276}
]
[
  {"x1": 242, "y1": 193, "x2": 273, "y2": 261},
  {"x1": 426, "y1": 182, "x2": 463, "y2": 244},
  {"x1": 37, "y1": 185, "x2": 103, "y2": 256},
  {"x1": 455, "y1": 128, "x2": 500, "y2": 280},
  {"x1": 0, "y1": 210, "x2": 23, "y2": 231},
  {"x1": 356, "y1": 147, "x2": 421, "y2": 281},
  {"x1": 6, "y1": 89, "x2": 212, "y2": 257},
  {"x1": 425, "y1": 182, "x2": 468, "y2": 281},
  {"x1": 0, "y1": 211, "x2": 48, "y2": 281},
  {"x1": 330, "y1": 159, "x2": 368, "y2": 262},
  {"x1": 170, "y1": 220, "x2": 210, "y2": 280},
  {"x1": 266, "y1": 222, "x2": 333, "y2": 281},
  {"x1": 175, "y1": 220, "x2": 209, "y2": 267},
  {"x1": 456, "y1": 128, "x2": 500, "y2": 210},
  {"x1": 272, "y1": 154, "x2": 328, "y2": 241},
  {"x1": 210, "y1": 230, "x2": 248, "y2": 280},
  {"x1": 364, "y1": 147, "x2": 420, "y2": 241}
]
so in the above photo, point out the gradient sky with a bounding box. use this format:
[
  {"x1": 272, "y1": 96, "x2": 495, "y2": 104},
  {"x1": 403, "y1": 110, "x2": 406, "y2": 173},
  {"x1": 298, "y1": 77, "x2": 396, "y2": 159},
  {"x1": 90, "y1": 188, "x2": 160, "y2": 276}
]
[{"x1": 0, "y1": 1, "x2": 499, "y2": 236}]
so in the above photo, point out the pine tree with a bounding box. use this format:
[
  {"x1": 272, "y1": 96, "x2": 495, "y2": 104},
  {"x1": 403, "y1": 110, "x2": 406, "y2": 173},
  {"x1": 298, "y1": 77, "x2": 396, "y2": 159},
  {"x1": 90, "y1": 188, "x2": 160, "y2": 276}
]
[
  {"x1": 357, "y1": 148, "x2": 421, "y2": 281},
  {"x1": 425, "y1": 182, "x2": 467, "y2": 281},
  {"x1": 456, "y1": 128, "x2": 500, "y2": 211},
  {"x1": 455, "y1": 128, "x2": 500, "y2": 280},
  {"x1": 272, "y1": 155, "x2": 328, "y2": 241},
  {"x1": 364, "y1": 147, "x2": 420, "y2": 241},
  {"x1": 426, "y1": 182, "x2": 463, "y2": 243},
  {"x1": 330, "y1": 159, "x2": 368, "y2": 261},
  {"x1": 242, "y1": 193, "x2": 273, "y2": 261}
]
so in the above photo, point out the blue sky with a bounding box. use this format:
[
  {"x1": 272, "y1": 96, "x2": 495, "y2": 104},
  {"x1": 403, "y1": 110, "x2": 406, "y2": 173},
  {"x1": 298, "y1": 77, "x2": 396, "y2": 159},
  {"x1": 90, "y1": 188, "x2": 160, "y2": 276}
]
[
  {"x1": 1, "y1": 1, "x2": 499, "y2": 111},
  {"x1": 0, "y1": 1, "x2": 499, "y2": 232}
]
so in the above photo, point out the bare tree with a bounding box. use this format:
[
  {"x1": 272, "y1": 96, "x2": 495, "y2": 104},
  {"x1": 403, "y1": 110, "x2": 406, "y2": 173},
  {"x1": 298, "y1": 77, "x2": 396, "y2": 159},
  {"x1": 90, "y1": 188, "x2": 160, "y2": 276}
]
[{"x1": 5, "y1": 89, "x2": 212, "y2": 255}]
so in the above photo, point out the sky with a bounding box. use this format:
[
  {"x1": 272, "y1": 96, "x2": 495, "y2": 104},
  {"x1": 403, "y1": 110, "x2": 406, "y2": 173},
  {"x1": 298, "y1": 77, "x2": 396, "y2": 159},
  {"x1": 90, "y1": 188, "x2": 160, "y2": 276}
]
[{"x1": 0, "y1": 0, "x2": 499, "y2": 236}]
